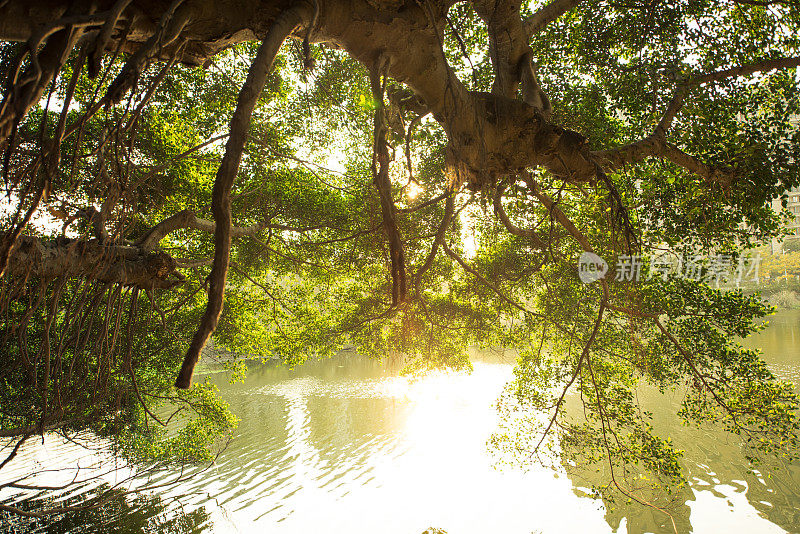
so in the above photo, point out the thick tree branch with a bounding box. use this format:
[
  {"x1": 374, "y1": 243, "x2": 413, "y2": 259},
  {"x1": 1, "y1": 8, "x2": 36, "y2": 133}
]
[
  {"x1": 472, "y1": 0, "x2": 529, "y2": 98},
  {"x1": 1, "y1": 0, "x2": 600, "y2": 191},
  {"x1": 2, "y1": 206, "x2": 308, "y2": 292},
  {"x1": 597, "y1": 55, "x2": 800, "y2": 180},
  {"x1": 691, "y1": 56, "x2": 800, "y2": 86},
  {"x1": 5, "y1": 236, "x2": 181, "y2": 290},
  {"x1": 654, "y1": 88, "x2": 686, "y2": 137},
  {"x1": 660, "y1": 142, "x2": 734, "y2": 186},
  {"x1": 136, "y1": 209, "x2": 320, "y2": 251},
  {"x1": 593, "y1": 135, "x2": 734, "y2": 186},
  {"x1": 593, "y1": 135, "x2": 662, "y2": 171},
  {"x1": 0, "y1": 419, "x2": 69, "y2": 438}
]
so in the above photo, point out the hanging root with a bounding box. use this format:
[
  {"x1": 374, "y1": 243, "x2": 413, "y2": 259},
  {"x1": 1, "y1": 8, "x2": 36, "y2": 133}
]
[
  {"x1": 413, "y1": 190, "x2": 454, "y2": 287},
  {"x1": 45, "y1": 48, "x2": 85, "y2": 180},
  {"x1": 0, "y1": 0, "x2": 194, "y2": 289},
  {"x1": 370, "y1": 66, "x2": 407, "y2": 306},
  {"x1": 0, "y1": 16, "x2": 85, "y2": 146},
  {"x1": 0, "y1": 273, "x2": 163, "y2": 440},
  {"x1": 102, "y1": 0, "x2": 192, "y2": 105},
  {"x1": 174, "y1": 3, "x2": 312, "y2": 389},
  {"x1": 594, "y1": 163, "x2": 639, "y2": 253},
  {"x1": 86, "y1": 0, "x2": 133, "y2": 79}
]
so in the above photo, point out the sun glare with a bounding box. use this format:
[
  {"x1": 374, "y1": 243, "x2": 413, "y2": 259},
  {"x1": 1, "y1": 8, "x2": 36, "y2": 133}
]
[{"x1": 407, "y1": 182, "x2": 424, "y2": 200}]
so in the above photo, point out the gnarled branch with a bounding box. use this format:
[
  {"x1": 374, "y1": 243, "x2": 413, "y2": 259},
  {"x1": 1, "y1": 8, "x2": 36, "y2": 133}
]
[
  {"x1": 5, "y1": 236, "x2": 181, "y2": 289},
  {"x1": 593, "y1": 135, "x2": 735, "y2": 186}
]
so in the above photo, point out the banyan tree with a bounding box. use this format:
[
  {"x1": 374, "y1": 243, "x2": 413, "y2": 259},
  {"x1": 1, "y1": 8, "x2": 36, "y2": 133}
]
[{"x1": 0, "y1": 0, "x2": 799, "y2": 522}]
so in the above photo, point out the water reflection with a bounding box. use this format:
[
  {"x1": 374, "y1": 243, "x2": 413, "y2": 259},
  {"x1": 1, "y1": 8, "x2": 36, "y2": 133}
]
[
  {"x1": 561, "y1": 310, "x2": 800, "y2": 533},
  {"x1": 3, "y1": 315, "x2": 800, "y2": 533},
  {"x1": 1, "y1": 485, "x2": 211, "y2": 534}
]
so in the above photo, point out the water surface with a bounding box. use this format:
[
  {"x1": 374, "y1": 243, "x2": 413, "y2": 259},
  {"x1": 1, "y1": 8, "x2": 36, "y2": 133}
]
[{"x1": 3, "y1": 312, "x2": 800, "y2": 533}]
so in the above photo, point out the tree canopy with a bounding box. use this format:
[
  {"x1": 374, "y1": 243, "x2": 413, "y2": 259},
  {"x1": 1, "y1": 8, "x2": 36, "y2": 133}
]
[{"x1": 1, "y1": 0, "x2": 800, "y2": 522}]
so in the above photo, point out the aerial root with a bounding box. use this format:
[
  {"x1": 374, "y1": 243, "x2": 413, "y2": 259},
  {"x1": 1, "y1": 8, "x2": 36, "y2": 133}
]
[
  {"x1": 87, "y1": 0, "x2": 134, "y2": 79},
  {"x1": 0, "y1": 0, "x2": 100, "y2": 146},
  {"x1": 370, "y1": 67, "x2": 408, "y2": 306},
  {"x1": 102, "y1": 0, "x2": 191, "y2": 106},
  {"x1": 175, "y1": 3, "x2": 313, "y2": 389},
  {"x1": 594, "y1": 164, "x2": 639, "y2": 253},
  {"x1": 0, "y1": 0, "x2": 191, "y2": 288},
  {"x1": 414, "y1": 190, "x2": 454, "y2": 288}
]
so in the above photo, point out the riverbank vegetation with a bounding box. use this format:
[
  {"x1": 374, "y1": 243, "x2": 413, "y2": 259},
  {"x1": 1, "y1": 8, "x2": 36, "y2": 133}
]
[
  {"x1": 0, "y1": 0, "x2": 799, "y2": 525},
  {"x1": 741, "y1": 244, "x2": 800, "y2": 308}
]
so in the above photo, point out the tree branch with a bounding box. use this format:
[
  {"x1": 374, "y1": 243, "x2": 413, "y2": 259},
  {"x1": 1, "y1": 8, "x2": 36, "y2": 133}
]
[
  {"x1": 0, "y1": 418, "x2": 68, "y2": 438},
  {"x1": 533, "y1": 297, "x2": 605, "y2": 455},
  {"x1": 472, "y1": 0, "x2": 530, "y2": 98},
  {"x1": 5, "y1": 236, "x2": 182, "y2": 290},
  {"x1": 690, "y1": 56, "x2": 800, "y2": 86},
  {"x1": 371, "y1": 67, "x2": 408, "y2": 306},
  {"x1": 493, "y1": 182, "x2": 548, "y2": 248},
  {"x1": 137, "y1": 209, "x2": 323, "y2": 251},
  {"x1": 597, "y1": 55, "x2": 800, "y2": 179},
  {"x1": 441, "y1": 240, "x2": 541, "y2": 317},
  {"x1": 655, "y1": 56, "x2": 800, "y2": 136},
  {"x1": 660, "y1": 142, "x2": 734, "y2": 186},
  {"x1": 522, "y1": 173, "x2": 594, "y2": 252},
  {"x1": 593, "y1": 135, "x2": 734, "y2": 186},
  {"x1": 523, "y1": 0, "x2": 585, "y2": 37}
]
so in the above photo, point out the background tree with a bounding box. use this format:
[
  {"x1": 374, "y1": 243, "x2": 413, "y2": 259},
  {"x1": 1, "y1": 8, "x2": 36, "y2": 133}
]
[{"x1": 0, "y1": 0, "x2": 799, "y2": 524}]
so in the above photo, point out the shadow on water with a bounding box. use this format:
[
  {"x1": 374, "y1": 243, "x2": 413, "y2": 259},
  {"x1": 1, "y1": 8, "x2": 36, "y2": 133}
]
[
  {"x1": 179, "y1": 355, "x2": 419, "y2": 519},
  {"x1": 1, "y1": 485, "x2": 211, "y2": 534},
  {"x1": 561, "y1": 309, "x2": 800, "y2": 534},
  {"x1": 202, "y1": 354, "x2": 421, "y2": 513}
]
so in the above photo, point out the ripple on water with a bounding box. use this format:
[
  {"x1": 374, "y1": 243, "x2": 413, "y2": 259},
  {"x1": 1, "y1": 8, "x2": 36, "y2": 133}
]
[{"x1": 5, "y1": 345, "x2": 800, "y2": 533}]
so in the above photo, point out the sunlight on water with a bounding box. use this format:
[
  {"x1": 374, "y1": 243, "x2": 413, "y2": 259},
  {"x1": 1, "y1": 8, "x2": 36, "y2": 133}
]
[
  {"x1": 4, "y1": 312, "x2": 800, "y2": 533},
  {"x1": 184, "y1": 361, "x2": 614, "y2": 534}
]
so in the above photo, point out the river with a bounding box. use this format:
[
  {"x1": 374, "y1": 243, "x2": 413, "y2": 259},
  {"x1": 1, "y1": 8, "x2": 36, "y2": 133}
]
[{"x1": 2, "y1": 311, "x2": 800, "y2": 533}]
